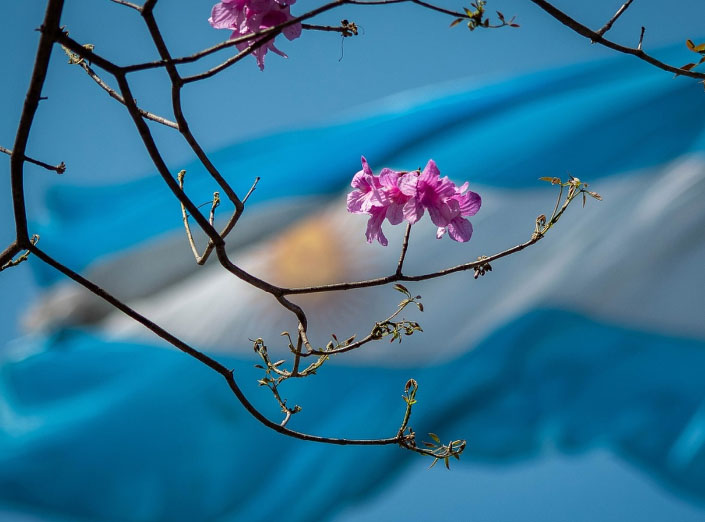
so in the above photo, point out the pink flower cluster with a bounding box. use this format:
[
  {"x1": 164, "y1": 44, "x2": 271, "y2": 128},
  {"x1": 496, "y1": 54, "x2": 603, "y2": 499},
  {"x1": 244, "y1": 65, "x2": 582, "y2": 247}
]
[
  {"x1": 208, "y1": 0, "x2": 301, "y2": 70},
  {"x1": 347, "y1": 157, "x2": 481, "y2": 246}
]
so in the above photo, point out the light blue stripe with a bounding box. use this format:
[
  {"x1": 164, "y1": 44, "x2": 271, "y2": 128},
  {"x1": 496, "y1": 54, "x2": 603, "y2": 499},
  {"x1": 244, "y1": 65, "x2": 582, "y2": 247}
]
[{"x1": 2, "y1": 309, "x2": 704, "y2": 521}]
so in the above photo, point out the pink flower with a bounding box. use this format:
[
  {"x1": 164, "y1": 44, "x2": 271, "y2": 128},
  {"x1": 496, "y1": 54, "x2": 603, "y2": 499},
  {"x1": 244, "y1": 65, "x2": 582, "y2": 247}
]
[
  {"x1": 346, "y1": 157, "x2": 388, "y2": 214},
  {"x1": 399, "y1": 160, "x2": 456, "y2": 227},
  {"x1": 399, "y1": 160, "x2": 481, "y2": 242},
  {"x1": 435, "y1": 181, "x2": 482, "y2": 242},
  {"x1": 347, "y1": 157, "x2": 480, "y2": 245},
  {"x1": 209, "y1": 0, "x2": 301, "y2": 70},
  {"x1": 347, "y1": 157, "x2": 408, "y2": 246}
]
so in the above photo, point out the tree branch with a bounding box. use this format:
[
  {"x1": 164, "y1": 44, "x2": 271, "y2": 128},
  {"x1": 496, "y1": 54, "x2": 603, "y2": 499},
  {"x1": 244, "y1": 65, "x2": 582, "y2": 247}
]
[
  {"x1": 10, "y1": 0, "x2": 65, "y2": 246},
  {"x1": 595, "y1": 0, "x2": 635, "y2": 37},
  {"x1": 0, "y1": 241, "x2": 21, "y2": 270},
  {"x1": 27, "y1": 243, "x2": 405, "y2": 447},
  {"x1": 1, "y1": 145, "x2": 65, "y2": 174},
  {"x1": 140, "y1": 8, "x2": 243, "y2": 209},
  {"x1": 108, "y1": 0, "x2": 142, "y2": 12},
  {"x1": 63, "y1": 54, "x2": 178, "y2": 128},
  {"x1": 528, "y1": 0, "x2": 705, "y2": 80},
  {"x1": 395, "y1": 222, "x2": 412, "y2": 276}
]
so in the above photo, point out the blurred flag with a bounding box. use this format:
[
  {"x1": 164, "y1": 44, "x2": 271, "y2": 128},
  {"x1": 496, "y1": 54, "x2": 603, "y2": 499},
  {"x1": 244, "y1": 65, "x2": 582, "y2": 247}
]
[{"x1": 2, "y1": 45, "x2": 705, "y2": 521}]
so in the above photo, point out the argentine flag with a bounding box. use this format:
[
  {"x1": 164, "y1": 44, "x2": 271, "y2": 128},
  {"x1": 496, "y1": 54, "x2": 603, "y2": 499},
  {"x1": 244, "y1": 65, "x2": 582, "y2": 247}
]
[{"x1": 2, "y1": 45, "x2": 705, "y2": 521}]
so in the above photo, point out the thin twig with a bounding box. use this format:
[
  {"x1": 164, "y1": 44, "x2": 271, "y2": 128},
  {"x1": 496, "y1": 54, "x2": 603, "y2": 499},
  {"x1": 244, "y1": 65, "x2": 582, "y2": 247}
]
[
  {"x1": 140, "y1": 9, "x2": 243, "y2": 207},
  {"x1": 284, "y1": 235, "x2": 541, "y2": 295},
  {"x1": 0, "y1": 242, "x2": 21, "y2": 271},
  {"x1": 408, "y1": 0, "x2": 464, "y2": 18},
  {"x1": 284, "y1": 181, "x2": 593, "y2": 297},
  {"x1": 182, "y1": 34, "x2": 278, "y2": 83},
  {"x1": 177, "y1": 170, "x2": 203, "y2": 262},
  {"x1": 55, "y1": 33, "x2": 122, "y2": 75},
  {"x1": 177, "y1": 170, "x2": 227, "y2": 265},
  {"x1": 638, "y1": 26, "x2": 645, "y2": 51},
  {"x1": 302, "y1": 23, "x2": 358, "y2": 37},
  {"x1": 242, "y1": 176, "x2": 260, "y2": 204},
  {"x1": 124, "y1": 0, "x2": 368, "y2": 73},
  {"x1": 291, "y1": 329, "x2": 304, "y2": 376},
  {"x1": 529, "y1": 0, "x2": 705, "y2": 80},
  {"x1": 10, "y1": 0, "x2": 65, "y2": 246},
  {"x1": 396, "y1": 222, "x2": 412, "y2": 276},
  {"x1": 1, "y1": 145, "x2": 65, "y2": 174},
  {"x1": 0, "y1": 235, "x2": 39, "y2": 272},
  {"x1": 69, "y1": 57, "x2": 178, "y2": 128},
  {"x1": 595, "y1": 0, "x2": 635, "y2": 37},
  {"x1": 116, "y1": 69, "x2": 279, "y2": 292},
  {"x1": 109, "y1": 0, "x2": 142, "y2": 11}
]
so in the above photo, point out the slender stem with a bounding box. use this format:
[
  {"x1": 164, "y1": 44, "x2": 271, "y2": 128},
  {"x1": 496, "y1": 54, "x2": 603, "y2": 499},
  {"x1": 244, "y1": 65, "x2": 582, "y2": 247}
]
[
  {"x1": 302, "y1": 24, "x2": 351, "y2": 34},
  {"x1": 595, "y1": 0, "x2": 635, "y2": 37},
  {"x1": 109, "y1": 0, "x2": 142, "y2": 11},
  {"x1": 56, "y1": 33, "x2": 122, "y2": 75},
  {"x1": 528, "y1": 0, "x2": 705, "y2": 79},
  {"x1": 114, "y1": 73, "x2": 222, "y2": 242},
  {"x1": 177, "y1": 171, "x2": 203, "y2": 262},
  {"x1": 0, "y1": 242, "x2": 21, "y2": 270},
  {"x1": 182, "y1": 34, "x2": 278, "y2": 84},
  {"x1": 550, "y1": 184, "x2": 564, "y2": 222},
  {"x1": 10, "y1": 0, "x2": 65, "y2": 246},
  {"x1": 140, "y1": 9, "x2": 243, "y2": 210},
  {"x1": 396, "y1": 223, "x2": 412, "y2": 276},
  {"x1": 408, "y1": 0, "x2": 464, "y2": 18},
  {"x1": 71, "y1": 59, "x2": 177, "y2": 128},
  {"x1": 283, "y1": 234, "x2": 542, "y2": 295},
  {"x1": 1, "y1": 145, "x2": 65, "y2": 174},
  {"x1": 242, "y1": 176, "x2": 260, "y2": 204}
]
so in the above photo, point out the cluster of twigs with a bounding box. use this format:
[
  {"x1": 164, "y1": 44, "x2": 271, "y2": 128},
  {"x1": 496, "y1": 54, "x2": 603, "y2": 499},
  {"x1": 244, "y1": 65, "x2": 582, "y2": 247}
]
[{"x1": 2, "y1": 0, "x2": 692, "y2": 464}]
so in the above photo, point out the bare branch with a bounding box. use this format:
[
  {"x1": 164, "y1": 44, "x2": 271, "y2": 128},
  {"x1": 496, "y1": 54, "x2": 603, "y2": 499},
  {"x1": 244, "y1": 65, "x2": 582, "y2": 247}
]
[
  {"x1": 27, "y1": 244, "x2": 405, "y2": 447},
  {"x1": 529, "y1": 0, "x2": 705, "y2": 80},
  {"x1": 0, "y1": 242, "x2": 21, "y2": 270},
  {"x1": 283, "y1": 179, "x2": 597, "y2": 296},
  {"x1": 108, "y1": 0, "x2": 142, "y2": 12},
  {"x1": 396, "y1": 222, "x2": 412, "y2": 276},
  {"x1": 1, "y1": 145, "x2": 65, "y2": 174},
  {"x1": 302, "y1": 22, "x2": 359, "y2": 37},
  {"x1": 595, "y1": 0, "x2": 635, "y2": 37},
  {"x1": 242, "y1": 176, "x2": 260, "y2": 204},
  {"x1": 0, "y1": 235, "x2": 39, "y2": 272},
  {"x1": 177, "y1": 170, "x2": 205, "y2": 262},
  {"x1": 140, "y1": 9, "x2": 243, "y2": 208},
  {"x1": 55, "y1": 32, "x2": 122, "y2": 75},
  {"x1": 10, "y1": 0, "x2": 65, "y2": 246},
  {"x1": 182, "y1": 34, "x2": 278, "y2": 83},
  {"x1": 60, "y1": 47, "x2": 178, "y2": 128}
]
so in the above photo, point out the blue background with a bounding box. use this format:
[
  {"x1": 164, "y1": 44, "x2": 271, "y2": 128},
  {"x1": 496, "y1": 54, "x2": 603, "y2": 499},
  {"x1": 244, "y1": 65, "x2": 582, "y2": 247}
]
[{"x1": 2, "y1": 1, "x2": 705, "y2": 521}]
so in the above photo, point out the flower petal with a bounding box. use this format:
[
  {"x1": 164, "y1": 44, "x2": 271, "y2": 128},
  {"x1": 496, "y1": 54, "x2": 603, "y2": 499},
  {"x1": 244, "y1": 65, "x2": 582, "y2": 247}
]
[
  {"x1": 447, "y1": 217, "x2": 473, "y2": 242},
  {"x1": 419, "y1": 159, "x2": 440, "y2": 183},
  {"x1": 386, "y1": 202, "x2": 405, "y2": 225},
  {"x1": 283, "y1": 22, "x2": 302, "y2": 40},
  {"x1": 403, "y1": 198, "x2": 424, "y2": 225},
  {"x1": 365, "y1": 207, "x2": 388, "y2": 246},
  {"x1": 347, "y1": 190, "x2": 367, "y2": 214},
  {"x1": 360, "y1": 156, "x2": 373, "y2": 176},
  {"x1": 398, "y1": 172, "x2": 418, "y2": 197},
  {"x1": 378, "y1": 168, "x2": 400, "y2": 189},
  {"x1": 457, "y1": 190, "x2": 481, "y2": 216},
  {"x1": 209, "y1": 2, "x2": 239, "y2": 29}
]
